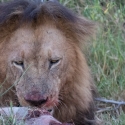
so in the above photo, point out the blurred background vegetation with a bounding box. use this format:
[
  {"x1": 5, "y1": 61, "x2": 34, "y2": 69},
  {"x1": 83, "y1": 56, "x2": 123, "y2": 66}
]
[
  {"x1": 59, "y1": 0, "x2": 125, "y2": 124},
  {"x1": 0, "y1": 0, "x2": 125, "y2": 124},
  {"x1": 59, "y1": 0, "x2": 125, "y2": 99}
]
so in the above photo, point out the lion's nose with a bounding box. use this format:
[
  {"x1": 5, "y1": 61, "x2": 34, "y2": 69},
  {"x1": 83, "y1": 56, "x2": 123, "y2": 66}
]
[{"x1": 24, "y1": 91, "x2": 48, "y2": 106}]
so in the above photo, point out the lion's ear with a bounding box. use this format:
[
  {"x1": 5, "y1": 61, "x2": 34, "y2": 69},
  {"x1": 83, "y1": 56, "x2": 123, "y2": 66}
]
[
  {"x1": 67, "y1": 16, "x2": 97, "y2": 48},
  {"x1": 58, "y1": 12, "x2": 97, "y2": 48},
  {"x1": 75, "y1": 16, "x2": 97, "y2": 43},
  {"x1": 0, "y1": 5, "x2": 22, "y2": 40},
  {"x1": 0, "y1": 14, "x2": 20, "y2": 40}
]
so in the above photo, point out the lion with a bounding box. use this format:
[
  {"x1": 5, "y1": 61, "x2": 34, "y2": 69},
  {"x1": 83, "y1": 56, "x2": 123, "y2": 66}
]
[{"x1": 0, "y1": 0, "x2": 96, "y2": 125}]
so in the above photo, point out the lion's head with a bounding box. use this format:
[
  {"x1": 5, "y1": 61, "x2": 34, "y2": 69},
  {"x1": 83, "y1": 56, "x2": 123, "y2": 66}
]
[
  {"x1": 5, "y1": 24, "x2": 79, "y2": 110},
  {"x1": 0, "y1": 0, "x2": 96, "y2": 124}
]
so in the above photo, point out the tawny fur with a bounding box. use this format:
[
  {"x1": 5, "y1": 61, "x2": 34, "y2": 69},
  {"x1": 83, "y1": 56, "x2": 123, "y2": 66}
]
[{"x1": 0, "y1": 0, "x2": 96, "y2": 125}]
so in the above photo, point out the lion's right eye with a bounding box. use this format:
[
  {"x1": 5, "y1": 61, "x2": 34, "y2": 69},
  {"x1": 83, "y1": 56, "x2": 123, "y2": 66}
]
[{"x1": 12, "y1": 61, "x2": 24, "y2": 69}]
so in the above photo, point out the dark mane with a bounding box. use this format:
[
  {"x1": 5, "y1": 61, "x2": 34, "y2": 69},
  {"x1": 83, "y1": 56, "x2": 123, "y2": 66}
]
[
  {"x1": 0, "y1": 0, "x2": 76, "y2": 25},
  {"x1": 0, "y1": 0, "x2": 96, "y2": 45}
]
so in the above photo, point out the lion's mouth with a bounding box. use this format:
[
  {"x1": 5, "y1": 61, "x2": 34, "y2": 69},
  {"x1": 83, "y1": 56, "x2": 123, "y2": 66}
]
[
  {"x1": 24, "y1": 92, "x2": 58, "y2": 115},
  {"x1": 26, "y1": 97, "x2": 48, "y2": 107},
  {"x1": 30, "y1": 99, "x2": 55, "y2": 115}
]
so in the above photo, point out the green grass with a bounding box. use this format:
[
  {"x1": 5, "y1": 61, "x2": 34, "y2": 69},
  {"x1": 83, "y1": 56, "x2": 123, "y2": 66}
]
[
  {"x1": 60, "y1": 0, "x2": 125, "y2": 98},
  {"x1": 0, "y1": 103, "x2": 24, "y2": 125},
  {"x1": 60, "y1": 0, "x2": 125, "y2": 124},
  {"x1": 60, "y1": 0, "x2": 125, "y2": 97},
  {"x1": 0, "y1": 0, "x2": 125, "y2": 124}
]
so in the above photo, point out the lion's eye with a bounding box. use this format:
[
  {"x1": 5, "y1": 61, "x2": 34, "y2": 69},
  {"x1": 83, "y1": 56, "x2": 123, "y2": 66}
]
[
  {"x1": 49, "y1": 59, "x2": 60, "y2": 69},
  {"x1": 13, "y1": 61, "x2": 24, "y2": 69},
  {"x1": 50, "y1": 59, "x2": 59, "y2": 64}
]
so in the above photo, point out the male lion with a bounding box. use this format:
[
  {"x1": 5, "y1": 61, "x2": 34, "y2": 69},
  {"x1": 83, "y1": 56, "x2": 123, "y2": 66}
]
[{"x1": 0, "y1": 0, "x2": 96, "y2": 125}]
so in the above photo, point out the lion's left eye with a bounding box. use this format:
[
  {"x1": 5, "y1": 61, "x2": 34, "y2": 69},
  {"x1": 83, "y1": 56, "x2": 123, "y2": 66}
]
[{"x1": 49, "y1": 59, "x2": 60, "y2": 68}]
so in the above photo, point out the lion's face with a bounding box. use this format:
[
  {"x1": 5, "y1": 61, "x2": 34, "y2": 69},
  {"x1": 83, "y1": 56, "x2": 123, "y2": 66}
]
[{"x1": 1, "y1": 24, "x2": 76, "y2": 111}]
